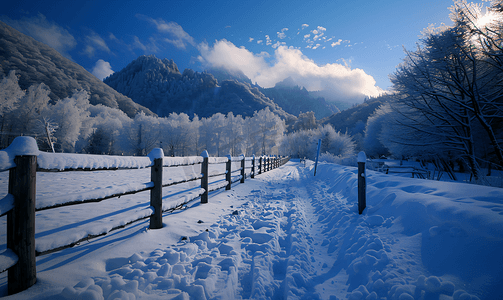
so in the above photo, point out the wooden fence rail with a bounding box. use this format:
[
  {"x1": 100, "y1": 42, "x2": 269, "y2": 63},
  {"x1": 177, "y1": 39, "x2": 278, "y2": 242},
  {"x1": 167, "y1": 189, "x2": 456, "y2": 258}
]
[{"x1": 0, "y1": 137, "x2": 289, "y2": 295}]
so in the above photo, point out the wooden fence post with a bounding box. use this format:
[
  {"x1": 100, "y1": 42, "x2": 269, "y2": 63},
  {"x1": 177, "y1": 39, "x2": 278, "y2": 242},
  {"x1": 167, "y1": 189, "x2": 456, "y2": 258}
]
[
  {"x1": 240, "y1": 155, "x2": 245, "y2": 183},
  {"x1": 251, "y1": 155, "x2": 255, "y2": 179},
  {"x1": 226, "y1": 155, "x2": 232, "y2": 190},
  {"x1": 201, "y1": 150, "x2": 209, "y2": 204},
  {"x1": 149, "y1": 148, "x2": 164, "y2": 229},
  {"x1": 8, "y1": 155, "x2": 37, "y2": 295},
  {"x1": 259, "y1": 157, "x2": 262, "y2": 174},
  {"x1": 358, "y1": 151, "x2": 367, "y2": 214}
]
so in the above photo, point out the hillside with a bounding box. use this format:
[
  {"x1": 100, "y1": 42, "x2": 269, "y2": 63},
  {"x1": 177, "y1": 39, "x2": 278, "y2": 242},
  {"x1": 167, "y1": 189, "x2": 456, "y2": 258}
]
[
  {"x1": 0, "y1": 21, "x2": 152, "y2": 118},
  {"x1": 323, "y1": 97, "x2": 386, "y2": 134},
  {"x1": 104, "y1": 55, "x2": 292, "y2": 119},
  {"x1": 262, "y1": 81, "x2": 339, "y2": 119}
]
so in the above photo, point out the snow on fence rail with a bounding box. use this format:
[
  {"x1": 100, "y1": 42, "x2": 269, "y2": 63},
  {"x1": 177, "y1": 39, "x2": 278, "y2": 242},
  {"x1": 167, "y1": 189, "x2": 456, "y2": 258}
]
[{"x1": 0, "y1": 136, "x2": 289, "y2": 295}]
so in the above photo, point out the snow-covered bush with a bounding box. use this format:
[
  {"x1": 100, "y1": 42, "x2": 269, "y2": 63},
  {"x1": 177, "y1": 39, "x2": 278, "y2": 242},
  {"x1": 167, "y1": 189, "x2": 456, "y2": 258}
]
[{"x1": 282, "y1": 124, "x2": 355, "y2": 160}]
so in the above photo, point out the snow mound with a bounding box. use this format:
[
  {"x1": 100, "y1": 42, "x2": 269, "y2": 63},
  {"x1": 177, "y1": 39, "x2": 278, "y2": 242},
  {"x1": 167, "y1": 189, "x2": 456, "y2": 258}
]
[
  {"x1": 37, "y1": 152, "x2": 152, "y2": 170},
  {"x1": 0, "y1": 136, "x2": 40, "y2": 170}
]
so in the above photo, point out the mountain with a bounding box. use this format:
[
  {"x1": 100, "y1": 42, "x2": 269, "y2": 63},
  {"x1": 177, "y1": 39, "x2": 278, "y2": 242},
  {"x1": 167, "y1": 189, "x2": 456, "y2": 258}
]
[
  {"x1": 261, "y1": 78, "x2": 340, "y2": 119},
  {"x1": 322, "y1": 97, "x2": 385, "y2": 134},
  {"x1": 322, "y1": 96, "x2": 387, "y2": 149},
  {"x1": 104, "y1": 55, "x2": 293, "y2": 119},
  {"x1": 206, "y1": 67, "x2": 254, "y2": 86},
  {"x1": 0, "y1": 21, "x2": 152, "y2": 118}
]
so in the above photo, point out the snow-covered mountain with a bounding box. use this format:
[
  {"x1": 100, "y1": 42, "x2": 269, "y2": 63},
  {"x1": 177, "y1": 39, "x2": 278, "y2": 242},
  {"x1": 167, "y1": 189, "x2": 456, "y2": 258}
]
[
  {"x1": 262, "y1": 78, "x2": 340, "y2": 119},
  {"x1": 0, "y1": 21, "x2": 152, "y2": 118},
  {"x1": 104, "y1": 55, "x2": 293, "y2": 119}
]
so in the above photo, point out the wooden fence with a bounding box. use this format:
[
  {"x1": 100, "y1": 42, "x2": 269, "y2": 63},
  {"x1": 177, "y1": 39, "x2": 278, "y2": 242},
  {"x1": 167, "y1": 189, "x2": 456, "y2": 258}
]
[{"x1": 0, "y1": 137, "x2": 289, "y2": 295}]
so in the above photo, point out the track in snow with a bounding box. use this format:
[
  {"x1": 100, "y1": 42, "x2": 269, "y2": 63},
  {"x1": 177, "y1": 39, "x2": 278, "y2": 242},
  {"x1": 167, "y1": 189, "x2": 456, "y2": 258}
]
[{"x1": 52, "y1": 161, "x2": 489, "y2": 300}]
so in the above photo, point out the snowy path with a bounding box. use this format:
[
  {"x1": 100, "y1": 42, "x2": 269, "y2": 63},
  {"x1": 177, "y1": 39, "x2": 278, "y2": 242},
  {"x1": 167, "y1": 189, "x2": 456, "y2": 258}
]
[{"x1": 2, "y1": 160, "x2": 503, "y2": 299}]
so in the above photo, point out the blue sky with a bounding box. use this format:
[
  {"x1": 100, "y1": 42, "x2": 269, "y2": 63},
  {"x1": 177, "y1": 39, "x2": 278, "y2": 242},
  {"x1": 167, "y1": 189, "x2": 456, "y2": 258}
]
[{"x1": 1, "y1": 0, "x2": 488, "y2": 99}]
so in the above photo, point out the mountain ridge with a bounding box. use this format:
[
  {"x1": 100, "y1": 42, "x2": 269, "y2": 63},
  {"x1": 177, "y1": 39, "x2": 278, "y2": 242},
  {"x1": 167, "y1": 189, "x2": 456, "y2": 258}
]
[
  {"x1": 0, "y1": 21, "x2": 153, "y2": 118},
  {"x1": 104, "y1": 55, "x2": 293, "y2": 119}
]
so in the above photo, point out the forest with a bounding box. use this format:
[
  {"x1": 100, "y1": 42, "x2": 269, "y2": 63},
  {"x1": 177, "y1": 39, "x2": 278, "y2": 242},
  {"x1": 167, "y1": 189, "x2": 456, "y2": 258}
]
[{"x1": 0, "y1": 71, "x2": 355, "y2": 161}]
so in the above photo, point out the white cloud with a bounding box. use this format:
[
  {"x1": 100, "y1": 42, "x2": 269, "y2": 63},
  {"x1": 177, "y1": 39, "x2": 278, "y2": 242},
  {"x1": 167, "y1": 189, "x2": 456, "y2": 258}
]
[
  {"x1": 331, "y1": 39, "x2": 343, "y2": 47},
  {"x1": 277, "y1": 28, "x2": 288, "y2": 39},
  {"x1": 257, "y1": 40, "x2": 263, "y2": 44},
  {"x1": 92, "y1": 59, "x2": 114, "y2": 81},
  {"x1": 272, "y1": 41, "x2": 286, "y2": 49},
  {"x1": 310, "y1": 26, "x2": 327, "y2": 38},
  {"x1": 302, "y1": 24, "x2": 309, "y2": 30},
  {"x1": 137, "y1": 14, "x2": 195, "y2": 50},
  {"x1": 249, "y1": 37, "x2": 254, "y2": 42},
  {"x1": 83, "y1": 45, "x2": 95, "y2": 57},
  {"x1": 109, "y1": 33, "x2": 119, "y2": 41},
  {"x1": 83, "y1": 32, "x2": 111, "y2": 57},
  {"x1": 1, "y1": 13, "x2": 76, "y2": 58},
  {"x1": 197, "y1": 40, "x2": 382, "y2": 102},
  {"x1": 304, "y1": 34, "x2": 311, "y2": 39},
  {"x1": 197, "y1": 40, "x2": 269, "y2": 80},
  {"x1": 265, "y1": 35, "x2": 272, "y2": 45},
  {"x1": 133, "y1": 36, "x2": 147, "y2": 51},
  {"x1": 331, "y1": 39, "x2": 350, "y2": 47},
  {"x1": 131, "y1": 36, "x2": 159, "y2": 53}
]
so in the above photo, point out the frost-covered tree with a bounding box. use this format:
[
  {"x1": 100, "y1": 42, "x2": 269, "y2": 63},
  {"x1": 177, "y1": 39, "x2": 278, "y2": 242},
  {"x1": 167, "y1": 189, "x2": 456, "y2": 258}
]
[
  {"x1": 249, "y1": 107, "x2": 286, "y2": 155},
  {"x1": 191, "y1": 115, "x2": 203, "y2": 156},
  {"x1": 86, "y1": 104, "x2": 132, "y2": 155},
  {"x1": 364, "y1": 103, "x2": 392, "y2": 158},
  {"x1": 48, "y1": 90, "x2": 91, "y2": 153},
  {"x1": 126, "y1": 112, "x2": 160, "y2": 156},
  {"x1": 159, "y1": 113, "x2": 195, "y2": 156},
  {"x1": 200, "y1": 113, "x2": 226, "y2": 156},
  {"x1": 318, "y1": 124, "x2": 356, "y2": 158},
  {"x1": 221, "y1": 112, "x2": 245, "y2": 156},
  {"x1": 282, "y1": 129, "x2": 316, "y2": 159},
  {"x1": 0, "y1": 70, "x2": 24, "y2": 148},
  {"x1": 292, "y1": 111, "x2": 317, "y2": 131},
  {"x1": 387, "y1": 1, "x2": 503, "y2": 180},
  {"x1": 12, "y1": 82, "x2": 52, "y2": 137}
]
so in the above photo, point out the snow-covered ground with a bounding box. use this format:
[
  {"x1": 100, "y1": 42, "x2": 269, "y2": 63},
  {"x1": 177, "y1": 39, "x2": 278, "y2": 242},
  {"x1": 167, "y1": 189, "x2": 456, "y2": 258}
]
[{"x1": 1, "y1": 159, "x2": 502, "y2": 299}]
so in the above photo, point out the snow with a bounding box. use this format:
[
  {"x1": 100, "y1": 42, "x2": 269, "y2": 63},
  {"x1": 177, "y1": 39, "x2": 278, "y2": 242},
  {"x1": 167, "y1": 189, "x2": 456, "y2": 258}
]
[
  {"x1": 37, "y1": 152, "x2": 153, "y2": 171},
  {"x1": 208, "y1": 157, "x2": 229, "y2": 164},
  {"x1": 1, "y1": 160, "x2": 502, "y2": 299},
  {"x1": 0, "y1": 136, "x2": 40, "y2": 171},
  {"x1": 0, "y1": 194, "x2": 14, "y2": 216},
  {"x1": 0, "y1": 136, "x2": 157, "y2": 172},
  {"x1": 358, "y1": 151, "x2": 366, "y2": 163},
  {"x1": 0, "y1": 249, "x2": 17, "y2": 273},
  {"x1": 148, "y1": 148, "x2": 165, "y2": 160}
]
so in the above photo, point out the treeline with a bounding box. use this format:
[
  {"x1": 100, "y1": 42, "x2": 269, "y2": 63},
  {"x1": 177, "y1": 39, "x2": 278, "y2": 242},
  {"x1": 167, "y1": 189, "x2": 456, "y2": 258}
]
[
  {"x1": 362, "y1": 0, "x2": 503, "y2": 181},
  {"x1": 0, "y1": 70, "x2": 356, "y2": 160}
]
